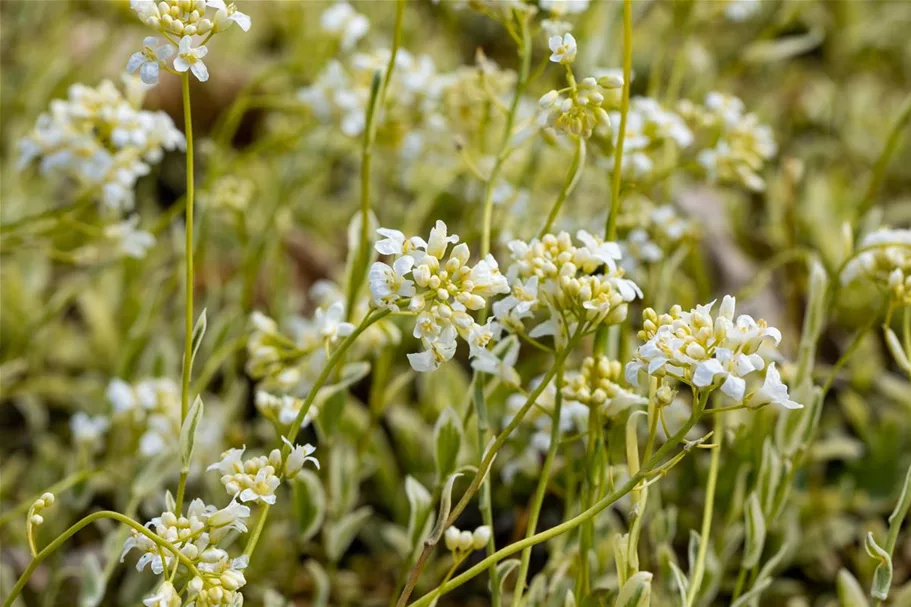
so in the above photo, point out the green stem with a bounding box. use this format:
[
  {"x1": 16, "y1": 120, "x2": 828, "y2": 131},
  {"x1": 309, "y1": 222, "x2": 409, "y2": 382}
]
[
  {"x1": 473, "y1": 378, "x2": 501, "y2": 607},
  {"x1": 408, "y1": 393, "x2": 708, "y2": 607},
  {"x1": 686, "y1": 406, "x2": 723, "y2": 606},
  {"x1": 857, "y1": 91, "x2": 911, "y2": 219},
  {"x1": 3, "y1": 511, "x2": 199, "y2": 607},
  {"x1": 175, "y1": 73, "x2": 196, "y2": 515},
  {"x1": 345, "y1": 0, "x2": 405, "y2": 321},
  {"x1": 242, "y1": 310, "x2": 390, "y2": 560},
  {"x1": 604, "y1": 0, "x2": 633, "y2": 242},
  {"x1": 480, "y1": 9, "x2": 531, "y2": 259},
  {"x1": 539, "y1": 137, "x2": 586, "y2": 237},
  {"x1": 511, "y1": 367, "x2": 565, "y2": 607}
]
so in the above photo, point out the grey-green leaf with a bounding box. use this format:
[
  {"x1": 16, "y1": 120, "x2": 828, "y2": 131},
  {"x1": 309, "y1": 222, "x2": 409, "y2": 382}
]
[
  {"x1": 188, "y1": 308, "x2": 207, "y2": 374},
  {"x1": 179, "y1": 395, "x2": 204, "y2": 472},
  {"x1": 78, "y1": 553, "x2": 105, "y2": 607},
  {"x1": 743, "y1": 493, "x2": 766, "y2": 569},
  {"x1": 324, "y1": 506, "x2": 372, "y2": 563},
  {"x1": 836, "y1": 569, "x2": 871, "y2": 607},
  {"x1": 304, "y1": 559, "x2": 330, "y2": 607},
  {"x1": 871, "y1": 560, "x2": 893, "y2": 601},
  {"x1": 429, "y1": 471, "x2": 462, "y2": 543},
  {"x1": 613, "y1": 571, "x2": 652, "y2": 607},
  {"x1": 292, "y1": 469, "x2": 326, "y2": 542},
  {"x1": 405, "y1": 475, "x2": 433, "y2": 548},
  {"x1": 434, "y1": 407, "x2": 463, "y2": 481}
]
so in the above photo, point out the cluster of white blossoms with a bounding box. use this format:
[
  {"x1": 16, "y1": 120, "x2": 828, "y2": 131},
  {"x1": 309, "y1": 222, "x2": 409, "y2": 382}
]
[
  {"x1": 121, "y1": 494, "x2": 251, "y2": 606},
  {"x1": 680, "y1": 92, "x2": 777, "y2": 191},
  {"x1": 495, "y1": 230, "x2": 641, "y2": 346},
  {"x1": 562, "y1": 355, "x2": 646, "y2": 418},
  {"x1": 207, "y1": 440, "x2": 318, "y2": 505},
  {"x1": 18, "y1": 77, "x2": 185, "y2": 212},
  {"x1": 369, "y1": 221, "x2": 511, "y2": 372},
  {"x1": 444, "y1": 525, "x2": 491, "y2": 554},
  {"x1": 128, "y1": 0, "x2": 252, "y2": 84},
  {"x1": 609, "y1": 97, "x2": 694, "y2": 179},
  {"x1": 70, "y1": 412, "x2": 111, "y2": 448},
  {"x1": 841, "y1": 228, "x2": 911, "y2": 306},
  {"x1": 616, "y1": 195, "x2": 696, "y2": 272},
  {"x1": 320, "y1": 1, "x2": 369, "y2": 51},
  {"x1": 108, "y1": 377, "x2": 182, "y2": 456},
  {"x1": 625, "y1": 296, "x2": 801, "y2": 409}
]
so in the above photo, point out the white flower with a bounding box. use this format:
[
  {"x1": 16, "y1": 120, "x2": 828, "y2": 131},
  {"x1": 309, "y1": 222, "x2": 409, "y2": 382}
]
[
  {"x1": 444, "y1": 526, "x2": 461, "y2": 551},
  {"x1": 315, "y1": 301, "x2": 355, "y2": 344},
  {"x1": 425, "y1": 220, "x2": 459, "y2": 258},
  {"x1": 548, "y1": 33, "x2": 577, "y2": 64},
  {"x1": 471, "y1": 339, "x2": 521, "y2": 387},
  {"x1": 540, "y1": 0, "x2": 590, "y2": 15},
  {"x1": 143, "y1": 581, "x2": 182, "y2": 607},
  {"x1": 321, "y1": 2, "x2": 370, "y2": 50},
  {"x1": 173, "y1": 36, "x2": 209, "y2": 82},
  {"x1": 238, "y1": 467, "x2": 280, "y2": 504},
  {"x1": 281, "y1": 436, "x2": 320, "y2": 478},
  {"x1": 369, "y1": 257, "x2": 416, "y2": 309},
  {"x1": 750, "y1": 363, "x2": 801, "y2": 409},
  {"x1": 407, "y1": 326, "x2": 458, "y2": 372},
  {"x1": 209, "y1": 0, "x2": 252, "y2": 32},
  {"x1": 70, "y1": 413, "x2": 110, "y2": 445},
  {"x1": 107, "y1": 378, "x2": 137, "y2": 412},
  {"x1": 467, "y1": 319, "x2": 503, "y2": 357},
  {"x1": 127, "y1": 37, "x2": 174, "y2": 86},
  {"x1": 104, "y1": 216, "x2": 156, "y2": 259}
]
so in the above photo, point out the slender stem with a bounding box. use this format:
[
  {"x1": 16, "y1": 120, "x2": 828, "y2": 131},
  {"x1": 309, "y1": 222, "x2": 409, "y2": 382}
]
[
  {"x1": 511, "y1": 368, "x2": 565, "y2": 607},
  {"x1": 396, "y1": 331, "x2": 582, "y2": 607},
  {"x1": 3, "y1": 511, "x2": 199, "y2": 607},
  {"x1": 408, "y1": 394, "x2": 708, "y2": 607},
  {"x1": 686, "y1": 408, "x2": 723, "y2": 606},
  {"x1": 604, "y1": 0, "x2": 633, "y2": 242},
  {"x1": 857, "y1": 91, "x2": 911, "y2": 219},
  {"x1": 175, "y1": 73, "x2": 196, "y2": 515},
  {"x1": 345, "y1": 0, "x2": 405, "y2": 321},
  {"x1": 242, "y1": 310, "x2": 390, "y2": 561},
  {"x1": 473, "y1": 378, "x2": 501, "y2": 607},
  {"x1": 538, "y1": 137, "x2": 586, "y2": 237},
  {"x1": 481, "y1": 9, "x2": 531, "y2": 259}
]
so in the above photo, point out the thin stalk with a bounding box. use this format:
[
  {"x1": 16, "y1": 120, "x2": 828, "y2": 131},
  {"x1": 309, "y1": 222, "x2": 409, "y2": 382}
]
[
  {"x1": 175, "y1": 72, "x2": 196, "y2": 515},
  {"x1": 604, "y1": 0, "x2": 633, "y2": 241},
  {"x1": 473, "y1": 377, "x2": 501, "y2": 607},
  {"x1": 511, "y1": 368, "x2": 565, "y2": 607},
  {"x1": 3, "y1": 511, "x2": 200, "y2": 607},
  {"x1": 857, "y1": 91, "x2": 911, "y2": 219},
  {"x1": 686, "y1": 408, "x2": 723, "y2": 606},
  {"x1": 872, "y1": 461, "x2": 911, "y2": 607},
  {"x1": 408, "y1": 393, "x2": 709, "y2": 607},
  {"x1": 0, "y1": 470, "x2": 96, "y2": 528},
  {"x1": 539, "y1": 137, "x2": 586, "y2": 237},
  {"x1": 480, "y1": 9, "x2": 532, "y2": 259}
]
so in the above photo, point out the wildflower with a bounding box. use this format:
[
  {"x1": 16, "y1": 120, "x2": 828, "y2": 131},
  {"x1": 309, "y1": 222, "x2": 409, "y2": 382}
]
[
  {"x1": 841, "y1": 228, "x2": 911, "y2": 306},
  {"x1": 127, "y1": 37, "x2": 175, "y2": 85},
  {"x1": 208, "y1": 446, "x2": 285, "y2": 505},
  {"x1": 321, "y1": 2, "x2": 370, "y2": 50},
  {"x1": 539, "y1": 79, "x2": 611, "y2": 138},
  {"x1": 444, "y1": 525, "x2": 491, "y2": 553},
  {"x1": 70, "y1": 412, "x2": 110, "y2": 445},
  {"x1": 749, "y1": 363, "x2": 801, "y2": 409},
  {"x1": 471, "y1": 338, "x2": 521, "y2": 387},
  {"x1": 369, "y1": 257, "x2": 416, "y2": 310},
  {"x1": 174, "y1": 36, "x2": 210, "y2": 83},
  {"x1": 209, "y1": 0, "x2": 252, "y2": 32},
  {"x1": 548, "y1": 33, "x2": 577, "y2": 64},
  {"x1": 406, "y1": 325, "x2": 458, "y2": 372},
  {"x1": 104, "y1": 216, "x2": 156, "y2": 259},
  {"x1": 562, "y1": 356, "x2": 646, "y2": 417},
  {"x1": 144, "y1": 581, "x2": 182, "y2": 607},
  {"x1": 314, "y1": 301, "x2": 355, "y2": 344},
  {"x1": 108, "y1": 377, "x2": 181, "y2": 456},
  {"x1": 281, "y1": 436, "x2": 320, "y2": 479}
]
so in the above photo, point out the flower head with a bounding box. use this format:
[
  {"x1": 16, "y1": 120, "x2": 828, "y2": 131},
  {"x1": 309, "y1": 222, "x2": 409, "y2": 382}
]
[
  {"x1": 174, "y1": 36, "x2": 209, "y2": 82},
  {"x1": 548, "y1": 33, "x2": 577, "y2": 64}
]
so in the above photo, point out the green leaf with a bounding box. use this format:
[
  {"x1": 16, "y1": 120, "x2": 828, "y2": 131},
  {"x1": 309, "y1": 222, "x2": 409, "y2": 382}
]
[
  {"x1": 667, "y1": 561, "x2": 689, "y2": 606},
  {"x1": 78, "y1": 553, "x2": 104, "y2": 607},
  {"x1": 864, "y1": 532, "x2": 889, "y2": 563},
  {"x1": 429, "y1": 471, "x2": 463, "y2": 543},
  {"x1": 324, "y1": 506, "x2": 372, "y2": 563},
  {"x1": 730, "y1": 577, "x2": 772, "y2": 607},
  {"x1": 613, "y1": 571, "x2": 652, "y2": 607},
  {"x1": 292, "y1": 469, "x2": 326, "y2": 542},
  {"x1": 434, "y1": 407, "x2": 463, "y2": 481},
  {"x1": 494, "y1": 559, "x2": 521, "y2": 595},
  {"x1": 836, "y1": 569, "x2": 871, "y2": 607},
  {"x1": 178, "y1": 395, "x2": 204, "y2": 472},
  {"x1": 188, "y1": 308, "x2": 207, "y2": 374},
  {"x1": 304, "y1": 559, "x2": 330, "y2": 607},
  {"x1": 743, "y1": 493, "x2": 766, "y2": 569},
  {"x1": 757, "y1": 439, "x2": 781, "y2": 516},
  {"x1": 405, "y1": 475, "x2": 432, "y2": 549},
  {"x1": 871, "y1": 560, "x2": 893, "y2": 601}
]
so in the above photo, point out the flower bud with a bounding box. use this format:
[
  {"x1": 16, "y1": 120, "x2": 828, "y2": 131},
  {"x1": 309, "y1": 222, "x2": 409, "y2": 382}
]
[
  {"x1": 472, "y1": 525, "x2": 491, "y2": 549},
  {"x1": 444, "y1": 526, "x2": 460, "y2": 551}
]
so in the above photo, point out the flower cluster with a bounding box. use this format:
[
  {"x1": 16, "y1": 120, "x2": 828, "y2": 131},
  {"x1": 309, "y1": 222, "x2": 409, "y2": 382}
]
[
  {"x1": 496, "y1": 230, "x2": 641, "y2": 345},
  {"x1": 841, "y1": 228, "x2": 911, "y2": 306},
  {"x1": 70, "y1": 412, "x2": 110, "y2": 447},
  {"x1": 108, "y1": 377, "x2": 182, "y2": 456},
  {"x1": 562, "y1": 355, "x2": 646, "y2": 417},
  {"x1": 615, "y1": 195, "x2": 696, "y2": 272},
  {"x1": 207, "y1": 440, "x2": 318, "y2": 505},
  {"x1": 128, "y1": 0, "x2": 252, "y2": 83},
  {"x1": 609, "y1": 97, "x2": 694, "y2": 178},
  {"x1": 369, "y1": 220, "x2": 510, "y2": 371},
  {"x1": 681, "y1": 92, "x2": 777, "y2": 191},
  {"x1": 121, "y1": 496, "x2": 250, "y2": 576},
  {"x1": 28, "y1": 493, "x2": 55, "y2": 527},
  {"x1": 186, "y1": 550, "x2": 249, "y2": 607},
  {"x1": 625, "y1": 296, "x2": 800, "y2": 408},
  {"x1": 18, "y1": 77, "x2": 185, "y2": 211},
  {"x1": 539, "y1": 76, "x2": 616, "y2": 139},
  {"x1": 320, "y1": 1, "x2": 370, "y2": 51},
  {"x1": 444, "y1": 525, "x2": 491, "y2": 554}
]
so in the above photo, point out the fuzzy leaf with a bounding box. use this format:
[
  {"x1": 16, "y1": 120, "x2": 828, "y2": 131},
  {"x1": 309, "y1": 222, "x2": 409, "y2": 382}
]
[
  {"x1": 179, "y1": 395, "x2": 204, "y2": 472},
  {"x1": 494, "y1": 559, "x2": 521, "y2": 594},
  {"x1": 667, "y1": 560, "x2": 689, "y2": 606},
  {"x1": 293, "y1": 469, "x2": 326, "y2": 542}
]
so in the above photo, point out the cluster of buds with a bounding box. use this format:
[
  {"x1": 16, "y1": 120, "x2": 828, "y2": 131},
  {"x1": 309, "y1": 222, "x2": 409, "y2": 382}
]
[
  {"x1": 207, "y1": 440, "x2": 318, "y2": 505},
  {"x1": 444, "y1": 525, "x2": 492, "y2": 554},
  {"x1": 254, "y1": 390, "x2": 312, "y2": 428},
  {"x1": 841, "y1": 228, "x2": 911, "y2": 306},
  {"x1": 28, "y1": 492, "x2": 55, "y2": 528},
  {"x1": 128, "y1": 1, "x2": 251, "y2": 84},
  {"x1": 562, "y1": 355, "x2": 646, "y2": 417},
  {"x1": 539, "y1": 69, "x2": 621, "y2": 140},
  {"x1": 369, "y1": 221, "x2": 510, "y2": 372},
  {"x1": 187, "y1": 550, "x2": 249, "y2": 607},
  {"x1": 107, "y1": 377, "x2": 181, "y2": 457},
  {"x1": 121, "y1": 496, "x2": 250, "y2": 575},
  {"x1": 496, "y1": 230, "x2": 641, "y2": 346},
  {"x1": 680, "y1": 92, "x2": 777, "y2": 191},
  {"x1": 626, "y1": 296, "x2": 800, "y2": 409},
  {"x1": 18, "y1": 77, "x2": 185, "y2": 212}
]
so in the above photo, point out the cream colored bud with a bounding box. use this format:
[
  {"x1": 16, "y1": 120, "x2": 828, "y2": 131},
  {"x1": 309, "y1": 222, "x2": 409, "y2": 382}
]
[{"x1": 472, "y1": 525, "x2": 491, "y2": 549}]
